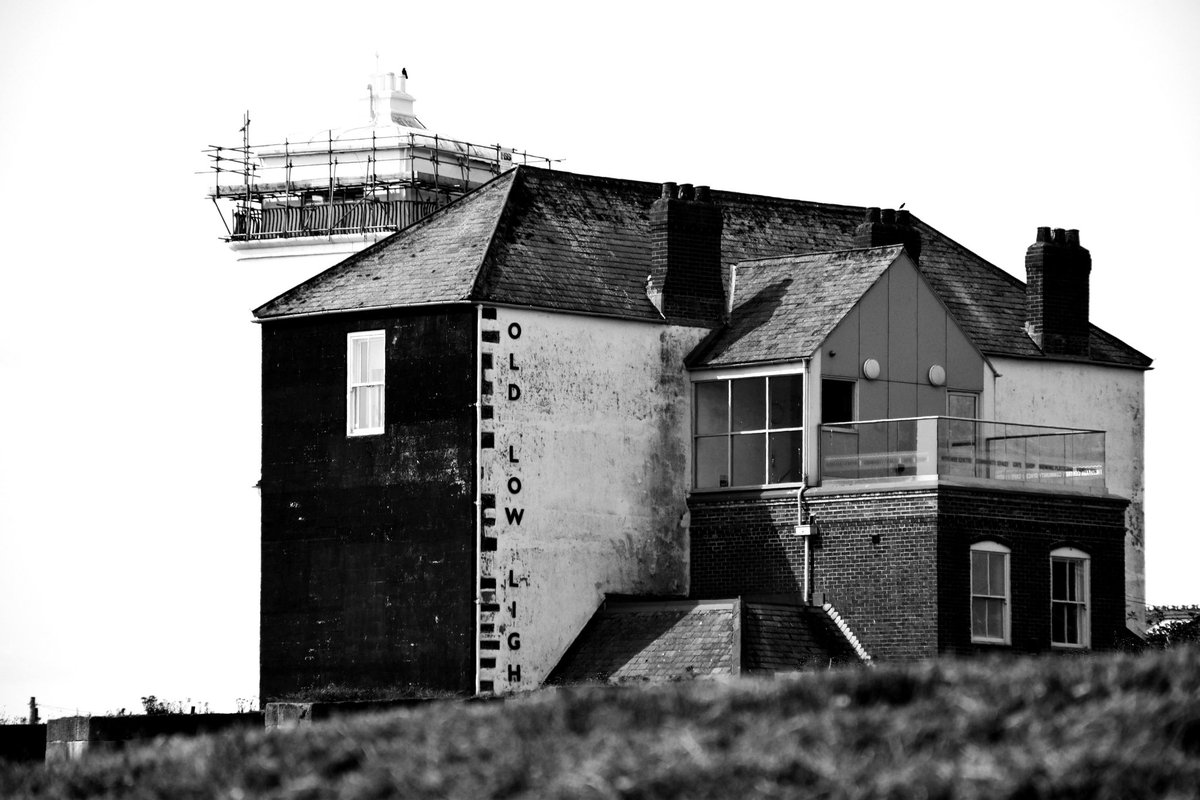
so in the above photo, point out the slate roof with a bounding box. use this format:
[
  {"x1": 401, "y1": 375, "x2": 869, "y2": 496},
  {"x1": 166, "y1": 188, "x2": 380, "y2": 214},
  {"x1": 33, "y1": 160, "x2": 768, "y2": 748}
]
[
  {"x1": 548, "y1": 600, "x2": 737, "y2": 684},
  {"x1": 253, "y1": 167, "x2": 1151, "y2": 369},
  {"x1": 742, "y1": 601, "x2": 860, "y2": 673},
  {"x1": 687, "y1": 247, "x2": 904, "y2": 368},
  {"x1": 547, "y1": 597, "x2": 861, "y2": 684}
]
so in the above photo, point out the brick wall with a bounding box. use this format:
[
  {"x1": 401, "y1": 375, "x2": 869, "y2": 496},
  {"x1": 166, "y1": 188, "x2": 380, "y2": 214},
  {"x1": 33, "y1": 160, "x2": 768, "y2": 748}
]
[
  {"x1": 260, "y1": 306, "x2": 477, "y2": 700},
  {"x1": 690, "y1": 484, "x2": 1128, "y2": 663},
  {"x1": 688, "y1": 494, "x2": 805, "y2": 598},
  {"x1": 807, "y1": 489, "x2": 941, "y2": 661},
  {"x1": 935, "y1": 486, "x2": 1127, "y2": 655}
]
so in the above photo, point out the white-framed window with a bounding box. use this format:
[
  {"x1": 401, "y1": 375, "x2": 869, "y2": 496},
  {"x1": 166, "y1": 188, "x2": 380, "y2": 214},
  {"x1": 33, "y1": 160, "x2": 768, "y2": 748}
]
[
  {"x1": 347, "y1": 330, "x2": 385, "y2": 436},
  {"x1": 971, "y1": 541, "x2": 1010, "y2": 644},
  {"x1": 693, "y1": 371, "x2": 804, "y2": 489},
  {"x1": 1051, "y1": 547, "x2": 1090, "y2": 648}
]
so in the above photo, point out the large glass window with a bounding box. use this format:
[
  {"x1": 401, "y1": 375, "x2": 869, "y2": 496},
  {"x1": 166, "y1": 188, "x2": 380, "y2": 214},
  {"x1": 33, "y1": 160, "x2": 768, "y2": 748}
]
[
  {"x1": 1051, "y1": 547, "x2": 1090, "y2": 648},
  {"x1": 694, "y1": 374, "x2": 803, "y2": 489},
  {"x1": 347, "y1": 330, "x2": 385, "y2": 436},
  {"x1": 970, "y1": 541, "x2": 1010, "y2": 644}
]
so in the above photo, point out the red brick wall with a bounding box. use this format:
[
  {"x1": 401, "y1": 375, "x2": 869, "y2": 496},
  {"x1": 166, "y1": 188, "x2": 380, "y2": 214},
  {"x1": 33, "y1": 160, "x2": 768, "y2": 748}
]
[
  {"x1": 688, "y1": 494, "x2": 804, "y2": 598},
  {"x1": 935, "y1": 487, "x2": 1127, "y2": 656},
  {"x1": 689, "y1": 485, "x2": 1128, "y2": 663},
  {"x1": 806, "y1": 489, "x2": 941, "y2": 661}
]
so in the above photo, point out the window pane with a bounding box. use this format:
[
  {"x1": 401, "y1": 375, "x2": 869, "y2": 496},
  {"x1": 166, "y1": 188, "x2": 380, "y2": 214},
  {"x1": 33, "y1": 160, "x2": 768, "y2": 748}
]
[
  {"x1": 768, "y1": 431, "x2": 803, "y2": 484},
  {"x1": 353, "y1": 338, "x2": 370, "y2": 382},
  {"x1": 354, "y1": 385, "x2": 383, "y2": 430},
  {"x1": 695, "y1": 382, "x2": 728, "y2": 435},
  {"x1": 986, "y1": 598, "x2": 1004, "y2": 639},
  {"x1": 366, "y1": 336, "x2": 384, "y2": 381},
  {"x1": 769, "y1": 374, "x2": 803, "y2": 429},
  {"x1": 731, "y1": 433, "x2": 766, "y2": 486},
  {"x1": 822, "y1": 380, "x2": 855, "y2": 424},
  {"x1": 1052, "y1": 559, "x2": 1066, "y2": 601},
  {"x1": 1052, "y1": 604, "x2": 1065, "y2": 643},
  {"x1": 972, "y1": 597, "x2": 988, "y2": 638},
  {"x1": 731, "y1": 378, "x2": 766, "y2": 431},
  {"x1": 971, "y1": 551, "x2": 988, "y2": 594},
  {"x1": 988, "y1": 553, "x2": 1005, "y2": 598},
  {"x1": 948, "y1": 393, "x2": 977, "y2": 419},
  {"x1": 1066, "y1": 562, "x2": 1079, "y2": 602},
  {"x1": 695, "y1": 437, "x2": 728, "y2": 489},
  {"x1": 1065, "y1": 605, "x2": 1079, "y2": 643}
]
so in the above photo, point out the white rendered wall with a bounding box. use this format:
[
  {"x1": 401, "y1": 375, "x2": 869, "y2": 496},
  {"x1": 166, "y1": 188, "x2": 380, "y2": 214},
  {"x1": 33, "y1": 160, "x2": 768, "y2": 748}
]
[
  {"x1": 985, "y1": 357, "x2": 1147, "y2": 632},
  {"x1": 478, "y1": 308, "x2": 708, "y2": 692}
]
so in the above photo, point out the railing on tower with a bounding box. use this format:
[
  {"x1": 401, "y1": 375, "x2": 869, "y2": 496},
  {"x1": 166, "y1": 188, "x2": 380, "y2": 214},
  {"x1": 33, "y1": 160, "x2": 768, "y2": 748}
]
[{"x1": 204, "y1": 129, "x2": 553, "y2": 243}]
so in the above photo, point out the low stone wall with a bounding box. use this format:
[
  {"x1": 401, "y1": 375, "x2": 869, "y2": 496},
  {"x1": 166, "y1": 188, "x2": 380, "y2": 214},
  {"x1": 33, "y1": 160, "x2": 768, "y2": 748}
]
[
  {"x1": 0, "y1": 724, "x2": 46, "y2": 763},
  {"x1": 46, "y1": 713, "x2": 264, "y2": 763},
  {"x1": 264, "y1": 699, "x2": 436, "y2": 730}
]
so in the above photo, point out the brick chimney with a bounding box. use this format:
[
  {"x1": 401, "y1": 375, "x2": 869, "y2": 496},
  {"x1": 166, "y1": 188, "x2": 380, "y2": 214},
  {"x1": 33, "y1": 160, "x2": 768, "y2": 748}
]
[
  {"x1": 1025, "y1": 227, "x2": 1091, "y2": 357},
  {"x1": 853, "y1": 207, "x2": 922, "y2": 262},
  {"x1": 647, "y1": 182, "x2": 724, "y2": 321}
]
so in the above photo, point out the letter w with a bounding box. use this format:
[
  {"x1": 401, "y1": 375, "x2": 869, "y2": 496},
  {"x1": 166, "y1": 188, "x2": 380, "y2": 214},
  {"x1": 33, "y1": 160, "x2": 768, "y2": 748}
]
[{"x1": 504, "y1": 507, "x2": 525, "y2": 525}]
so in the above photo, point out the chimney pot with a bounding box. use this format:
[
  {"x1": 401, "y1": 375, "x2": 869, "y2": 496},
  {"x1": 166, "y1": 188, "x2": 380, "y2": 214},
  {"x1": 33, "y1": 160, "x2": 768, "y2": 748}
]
[
  {"x1": 866, "y1": 207, "x2": 882, "y2": 223},
  {"x1": 680, "y1": 183, "x2": 695, "y2": 201},
  {"x1": 1052, "y1": 228, "x2": 1067, "y2": 245},
  {"x1": 1036, "y1": 226, "x2": 1052, "y2": 243},
  {"x1": 661, "y1": 182, "x2": 677, "y2": 199},
  {"x1": 1066, "y1": 229, "x2": 1080, "y2": 247},
  {"x1": 881, "y1": 208, "x2": 896, "y2": 226},
  {"x1": 695, "y1": 185, "x2": 711, "y2": 203},
  {"x1": 896, "y1": 209, "x2": 913, "y2": 227}
]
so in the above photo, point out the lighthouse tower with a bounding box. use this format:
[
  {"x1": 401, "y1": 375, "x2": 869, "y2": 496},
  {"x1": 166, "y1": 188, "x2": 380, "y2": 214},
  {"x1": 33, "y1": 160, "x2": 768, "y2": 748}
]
[{"x1": 205, "y1": 69, "x2": 549, "y2": 277}]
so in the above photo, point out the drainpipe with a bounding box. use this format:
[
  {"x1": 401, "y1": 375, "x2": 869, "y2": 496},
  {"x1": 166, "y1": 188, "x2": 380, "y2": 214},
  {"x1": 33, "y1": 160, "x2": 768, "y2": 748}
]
[{"x1": 797, "y1": 477, "x2": 812, "y2": 603}]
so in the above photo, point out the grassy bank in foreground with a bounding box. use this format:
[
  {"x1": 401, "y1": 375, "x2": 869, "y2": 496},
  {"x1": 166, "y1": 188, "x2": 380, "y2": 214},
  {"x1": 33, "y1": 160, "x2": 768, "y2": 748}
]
[{"x1": 4, "y1": 647, "x2": 1199, "y2": 799}]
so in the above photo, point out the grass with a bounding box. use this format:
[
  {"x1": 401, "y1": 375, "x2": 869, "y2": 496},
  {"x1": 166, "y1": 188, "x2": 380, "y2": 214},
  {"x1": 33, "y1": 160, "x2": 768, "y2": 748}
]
[{"x1": 3, "y1": 646, "x2": 1198, "y2": 799}]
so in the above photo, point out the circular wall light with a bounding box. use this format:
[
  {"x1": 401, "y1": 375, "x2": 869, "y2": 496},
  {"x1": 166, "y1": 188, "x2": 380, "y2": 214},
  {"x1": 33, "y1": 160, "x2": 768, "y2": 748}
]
[
  {"x1": 928, "y1": 364, "x2": 946, "y2": 386},
  {"x1": 862, "y1": 358, "x2": 881, "y2": 380}
]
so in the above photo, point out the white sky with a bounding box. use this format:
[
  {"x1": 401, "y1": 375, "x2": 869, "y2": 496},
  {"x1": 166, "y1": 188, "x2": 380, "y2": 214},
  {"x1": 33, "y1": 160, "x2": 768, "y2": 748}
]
[{"x1": 1, "y1": 0, "x2": 1197, "y2": 718}]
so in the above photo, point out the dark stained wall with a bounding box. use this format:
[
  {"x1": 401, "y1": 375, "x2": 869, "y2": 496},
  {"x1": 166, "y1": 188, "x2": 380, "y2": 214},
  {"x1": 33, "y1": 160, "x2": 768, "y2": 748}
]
[{"x1": 260, "y1": 306, "x2": 477, "y2": 700}]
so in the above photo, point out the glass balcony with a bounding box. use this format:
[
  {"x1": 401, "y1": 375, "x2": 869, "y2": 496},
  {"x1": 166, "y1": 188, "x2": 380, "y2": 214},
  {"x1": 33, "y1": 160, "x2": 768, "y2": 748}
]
[{"x1": 819, "y1": 417, "x2": 1106, "y2": 494}]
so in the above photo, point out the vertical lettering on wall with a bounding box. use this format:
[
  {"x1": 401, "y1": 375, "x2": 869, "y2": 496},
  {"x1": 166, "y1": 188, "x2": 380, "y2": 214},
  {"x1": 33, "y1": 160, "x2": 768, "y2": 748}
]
[{"x1": 477, "y1": 308, "x2": 527, "y2": 693}]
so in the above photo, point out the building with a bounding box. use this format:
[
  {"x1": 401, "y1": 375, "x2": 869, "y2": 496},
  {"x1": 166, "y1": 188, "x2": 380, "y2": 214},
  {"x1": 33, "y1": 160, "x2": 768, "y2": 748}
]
[{"x1": 252, "y1": 166, "x2": 1150, "y2": 699}]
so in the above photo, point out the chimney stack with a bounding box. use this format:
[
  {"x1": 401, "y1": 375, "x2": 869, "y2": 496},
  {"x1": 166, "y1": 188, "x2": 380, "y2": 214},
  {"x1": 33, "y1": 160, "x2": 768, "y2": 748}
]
[
  {"x1": 1025, "y1": 226, "x2": 1091, "y2": 357},
  {"x1": 853, "y1": 207, "x2": 922, "y2": 261},
  {"x1": 647, "y1": 181, "x2": 724, "y2": 321}
]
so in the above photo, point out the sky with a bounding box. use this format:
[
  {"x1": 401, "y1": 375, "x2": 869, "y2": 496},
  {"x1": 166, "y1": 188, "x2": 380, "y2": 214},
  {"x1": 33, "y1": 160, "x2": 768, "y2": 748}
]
[{"x1": 1, "y1": 0, "x2": 1197, "y2": 719}]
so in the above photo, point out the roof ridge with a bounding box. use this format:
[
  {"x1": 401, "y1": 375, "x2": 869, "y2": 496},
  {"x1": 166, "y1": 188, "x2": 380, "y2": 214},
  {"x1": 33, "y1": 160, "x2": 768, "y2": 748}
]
[
  {"x1": 733, "y1": 244, "x2": 905, "y2": 269},
  {"x1": 516, "y1": 165, "x2": 871, "y2": 213},
  {"x1": 468, "y1": 167, "x2": 522, "y2": 301}
]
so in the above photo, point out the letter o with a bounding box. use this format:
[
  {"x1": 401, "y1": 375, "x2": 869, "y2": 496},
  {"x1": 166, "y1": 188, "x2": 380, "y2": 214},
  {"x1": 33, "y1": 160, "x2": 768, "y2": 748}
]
[
  {"x1": 507, "y1": 322, "x2": 522, "y2": 340},
  {"x1": 508, "y1": 477, "x2": 522, "y2": 495}
]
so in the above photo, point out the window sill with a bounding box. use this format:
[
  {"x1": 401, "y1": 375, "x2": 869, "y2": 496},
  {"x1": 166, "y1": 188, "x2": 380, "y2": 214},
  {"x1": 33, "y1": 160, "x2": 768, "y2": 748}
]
[
  {"x1": 688, "y1": 485, "x2": 805, "y2": 502},
  {"x1": 347, "y1": 429, "x2": 384, "y2": 438}
]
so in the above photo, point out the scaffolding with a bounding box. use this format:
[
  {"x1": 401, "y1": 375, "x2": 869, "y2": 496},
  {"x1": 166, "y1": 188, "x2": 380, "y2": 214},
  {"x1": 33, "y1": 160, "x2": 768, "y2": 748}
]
[{"x1": 205, "y1": 118, "x2": 553, "y2": 243}]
